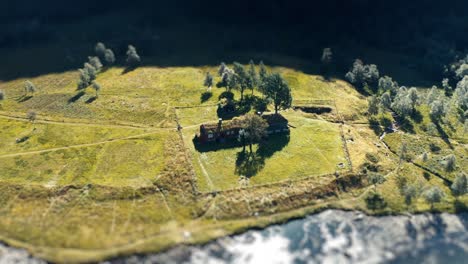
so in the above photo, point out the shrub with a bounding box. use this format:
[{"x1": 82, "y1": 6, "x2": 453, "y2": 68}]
[
  {"x1": 126, "y1": 45, "x2": 141, "y2": 67},
  {"x1": 424, "y1": 186, "x2": 445, "y2": 209},
  {"x1": 451, "y1": 173, "x2": 467, "y2": 197},
  {"x1": 365, "y1": 153, "x2": 380, "y2": 164},
  {"x1": 443, "y1": 154, "x2": 456, "y2": 172}
]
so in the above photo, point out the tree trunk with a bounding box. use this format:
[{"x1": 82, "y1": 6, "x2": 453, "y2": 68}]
[
  {"x1": 275, "y1": 104, "x2": 278, "y2": 115},
  {"x1": 242, "y1": 138, "x2": 246, "y2": 153},
  {"x1": 249, "y1": 143, "x2": 253, "y2": 154}
]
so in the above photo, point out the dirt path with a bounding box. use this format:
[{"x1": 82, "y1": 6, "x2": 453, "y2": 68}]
[{"x1": 0, "y1": 112, "x2": 158, "y2": 130}]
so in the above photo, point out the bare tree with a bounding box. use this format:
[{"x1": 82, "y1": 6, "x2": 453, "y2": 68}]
[
  {"x1": 24, "y1": 81, "x2": 37, "y2": 96},
  {"x1": 92, "y1": 81, "x2": 101, "y2": 97},
  {"x1": 27, "y1": 110, "x2": 37, "y2": 128}
]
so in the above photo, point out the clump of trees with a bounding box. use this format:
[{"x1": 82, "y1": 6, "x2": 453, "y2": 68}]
[
  {"x1": 95, "y1": 42, "x2": 116, "y2": 65},
  {"x1": 214, "y1": 61, "x2": 292, "y2": 114},
  {"x1": 345, "y1": 59, "x2": 380, "y2": 90},
  {"x1": 74, "y1": 42, "x2": 118, "y2": 96},
  {"x1": 77, "y1": 63, "x2": 97, "y2": 90},
  {"x1": 88, "y1": 56, "x2": 103, "y2": 72}
]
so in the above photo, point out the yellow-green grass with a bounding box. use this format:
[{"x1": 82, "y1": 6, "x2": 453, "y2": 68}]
[
  {"x1": 377, "y1": 161, "x2": 465, "y2": 212},
  {"x1": 0, "y1": 117, "x2": 151, "y2": 155},
  {"x1": 383, "y1": 132, "x2": 468, "y2": 181},
  {"x1": 280, "y1": 68, "x2": 367, "y2": 121},
  {"x1": 0, "y1": 131, "x2": 174, "y2": 187},
  {"x1": 396, "y1": 103, "x2": 467, "y2": 142},
  {"x1": 0, "y1": 65, "x2": 367, "y2": 127},
  {"x1": 175, "y1": 105, "x2": 219, "y2": 127},
  {"x1": 184, "y1": 111, "x2": 348, "y2": 192},
  {"x1": 0, "y1": 57, "x2": 466, "y2": 264},
  {"x1": 0, "y1": 188, "x2": 175, "y2": 250}
]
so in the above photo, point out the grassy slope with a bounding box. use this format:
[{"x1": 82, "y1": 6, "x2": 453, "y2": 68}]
[{"x1": 0, "y1": 57, "x2": 466, "y2": 263}]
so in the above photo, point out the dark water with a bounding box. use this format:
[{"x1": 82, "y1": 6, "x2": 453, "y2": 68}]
[{"x1": 1, "y1": 210, "x2": 467, "y2": 264}]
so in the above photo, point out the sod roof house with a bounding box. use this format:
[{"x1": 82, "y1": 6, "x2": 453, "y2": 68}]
[{"x1": 199, "y1": 114, "x2": 289, "y2": 143}]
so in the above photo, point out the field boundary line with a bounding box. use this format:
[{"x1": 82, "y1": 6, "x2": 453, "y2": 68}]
[
  {"x1": 0, "y1": 112, "x2": 156, "y2": 130},
  {"x1": 174, "y1": 108, "x2": 200, "y2": 195}
]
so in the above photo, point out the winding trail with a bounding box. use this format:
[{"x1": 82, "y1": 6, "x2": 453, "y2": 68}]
[{"x1": 0, "y1": 112, "x2": 158, "y2": 130}]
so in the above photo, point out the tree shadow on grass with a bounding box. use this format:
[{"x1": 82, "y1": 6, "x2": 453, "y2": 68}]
[
  {"x1": 454, "y1": 199, "x2": 468, "y2": 213},
  {"x1": 256, "y1": 133, "x2": 290, "y2": 159},
  {"x1": 121, "y1": 66, "x2": 137, "y2": 75},
  {"x1": 68, "y1": 91, "x2": 85, "y2": 103},
  {"x1": 235, "y1": 151, "x2": 265, "y2": 178},
  {"x1": 17, "y1": 95, "x2": 33, "y2": 103},
  {"x1": 411, "y1": 109, "x2": 423, "y2": 123},
  {"x1": 368, "y1": 117, "x2": 383, "y2": 136},
  {"x1": 398, "y1": 116, "x2": 415, "y2": 134},
  {"x1": 235, "y1": 133, "x2": 290, "y2": 178},
  {"x1": 430, "y1": 116, "x2": 453, "y2": 149},
  {"x1": 85, "y1": 96, "x2": 97, "y2": 104},
  {"x1": 200, "y1": 92, "x2": 212, "y2": 103}
]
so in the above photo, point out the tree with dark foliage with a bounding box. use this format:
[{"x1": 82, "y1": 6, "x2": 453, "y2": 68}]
[
  {"x1": 104, "y1": 49, "x2": 116, "y2": 65},
  {"x1": 126, "y1": 45, "x2": 141, "y2": 67},
  {"x1": 204, "y1": 72, "x2": 213, "y2": 90},
  {"x1": 263, "y1": 73, "x2": 292, "y2": 114}
]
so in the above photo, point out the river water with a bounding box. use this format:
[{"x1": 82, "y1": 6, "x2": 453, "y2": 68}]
[{"x1": 1, "y1": 210, "x2": 467, "y2": 264}]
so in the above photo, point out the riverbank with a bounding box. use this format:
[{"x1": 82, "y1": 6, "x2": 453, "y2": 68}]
[{"x1": 2, "y1": 210, "x2": 467, "y2": 264}]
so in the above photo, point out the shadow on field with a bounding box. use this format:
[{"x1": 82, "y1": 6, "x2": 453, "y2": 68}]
[
  {"x1": 193, "y1": 133, "x2": 290, "y2": 177},
  {"x1": 17, "y1": 95, "x2": 33, "y2": 103},
  {"x1": 200, "y1": 92, "x2": 213, "y2": 103},
  {"x1": 235, "y1": 134, "x2": 290, "y2": 178},
  {"x1": 85, "y1": 96, "x2": 97, "y2": 104},
  {"x1": 68, "y1": 91, "x2": 85, "y2": 103},
  {"x1": 121, "y1": 66, "x2": 137, "y2": 75}
]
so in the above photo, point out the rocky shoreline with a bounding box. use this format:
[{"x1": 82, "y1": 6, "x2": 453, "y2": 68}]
[{"x1": 2, "y1": 210, "x2": 467, "y2": 264}]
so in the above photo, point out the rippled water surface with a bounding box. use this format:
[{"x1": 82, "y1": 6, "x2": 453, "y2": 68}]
[{"x1": 2, "y1": 210, "x2": 467, "y2": 264}]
